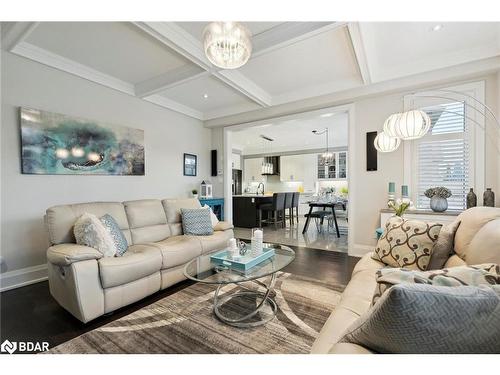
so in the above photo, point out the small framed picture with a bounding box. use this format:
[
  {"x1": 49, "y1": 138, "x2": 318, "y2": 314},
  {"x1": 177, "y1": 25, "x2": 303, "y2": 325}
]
[{"x1": 183, "y1": 153, "x2": 197, "y2": 176}]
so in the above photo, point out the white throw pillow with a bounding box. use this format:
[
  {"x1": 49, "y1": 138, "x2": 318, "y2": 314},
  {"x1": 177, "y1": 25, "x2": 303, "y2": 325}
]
[
  {"x1": 74, "y1": 213, "x2": 117, "y2": 257},
  {"x1": 203, "y1": 204, "x2": 219, "y2": 228}
]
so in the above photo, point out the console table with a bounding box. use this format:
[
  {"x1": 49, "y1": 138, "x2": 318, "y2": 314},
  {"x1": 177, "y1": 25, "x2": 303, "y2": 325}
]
[{"x1": 199, "y1": 198, "x2": 224, "y2": 220}]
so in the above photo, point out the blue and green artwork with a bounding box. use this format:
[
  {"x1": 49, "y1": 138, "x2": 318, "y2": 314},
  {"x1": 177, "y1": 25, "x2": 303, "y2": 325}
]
[{"x1": 20, "y1": 108, "x2": 145, "y2": 175}]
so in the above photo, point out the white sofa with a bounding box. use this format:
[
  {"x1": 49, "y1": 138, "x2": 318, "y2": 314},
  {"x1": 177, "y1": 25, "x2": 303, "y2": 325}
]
[
  {"x1": 45, "y1": 198, "x2": 234, "y2": 323},
  {"x1": 311, "y1": 207, "x2": 500, "y2": 354}
]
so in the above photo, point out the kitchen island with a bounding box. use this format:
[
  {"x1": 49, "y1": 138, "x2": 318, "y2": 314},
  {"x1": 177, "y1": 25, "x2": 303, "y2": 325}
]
[{"x1": 232, "y1": 195, "x2": 273, "y2": 228}]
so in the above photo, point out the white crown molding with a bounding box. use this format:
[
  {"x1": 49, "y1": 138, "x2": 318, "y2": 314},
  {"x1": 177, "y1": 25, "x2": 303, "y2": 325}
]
[
  {"x1": 9, "y1": 41, "x2": 203, "y2": 120},
  {"x1": 12, "y1": 42, "x2": 135, "y2": 95},
  {"x1": 204, "y1": 55, "x2": 500, "y2": 128},
  {"x1": 135, "y1": 65, "x2": 208, "y2": 98},
  {"x1": 1, "y1": 22, "x2": 39, "y2": 51},
  {"x1": 144, "y1": 94, "x2": 204, "y2": 120},
  {"x1": 0, "y1": 263, "x2": 47, "y2": 292},
  {"x1": 346, "y1": 22, "x2": 372, "y2": 85}
]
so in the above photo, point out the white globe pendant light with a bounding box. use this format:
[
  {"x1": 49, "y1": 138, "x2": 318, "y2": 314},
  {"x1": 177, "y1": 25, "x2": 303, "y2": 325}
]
[
  {"x1": 203, "y1": 22, "x2": 252, "y2": 69},
  {"x1": 387, "y1": 110, "x2": 431, "y2": 140},
  {"x1": 374, "y1": 131, "x2": 401, "y2": 153}
]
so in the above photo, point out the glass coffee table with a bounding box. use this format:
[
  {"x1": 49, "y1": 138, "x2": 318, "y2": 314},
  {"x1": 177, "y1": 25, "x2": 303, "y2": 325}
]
[{"x1": 184, "y1": 242, "x2": 295, "y2": 328}]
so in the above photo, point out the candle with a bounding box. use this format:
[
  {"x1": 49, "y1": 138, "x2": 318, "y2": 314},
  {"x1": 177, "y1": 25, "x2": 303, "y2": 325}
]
[
  {"x1": 388, "y1": 182, "x2": 395, "y2": 193},
  {"x1": 228, "y1": 238, "x2": 237, "y2": 250},
  {"x1": 401, "y1": 185, "x2": 409, "y2": 198},
  {"x1": 253, "y1": 229, "x2": 263, "y2": 239}
]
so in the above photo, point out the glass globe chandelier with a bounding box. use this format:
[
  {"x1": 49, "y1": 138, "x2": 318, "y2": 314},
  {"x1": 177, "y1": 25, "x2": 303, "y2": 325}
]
[
  {"x1": 383, "y1": 109, "x2": 431, "y2": 140},
  {"x1": 203, "y1": 22, "x2": 252, "y2": 69},
  {"x1": 374, "y1": 131, "x2": 401, "y2": 153}
]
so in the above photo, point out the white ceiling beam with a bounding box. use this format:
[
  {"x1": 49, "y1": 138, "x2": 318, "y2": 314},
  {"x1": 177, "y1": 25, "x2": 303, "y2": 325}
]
[
  {"x1": 135, "y1": 65, "x2": 208, "y2": 98},
  {"x1": 133, "y1": 22, "x2": 273, "y2": 107},
  {"x1": 346, "y1": 22, "x2": 372, "y2": 85},
  {"x1": 11, "y1": 41, "x2": 203, "y2": 120},
  {"x1": 252, "y1": 22, "x2": 347, "y2": 58},
  {"x1": 144, "y1": 94, "x2": 204, "y2": 120},
  {"x1": 1, "y1": 22, "x2": 39, "y2": 51}
]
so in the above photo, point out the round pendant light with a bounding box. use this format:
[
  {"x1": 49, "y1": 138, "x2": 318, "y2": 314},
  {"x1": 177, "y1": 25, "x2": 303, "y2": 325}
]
[
  {"x1": 384, "y1": 110, "x2": 431, "y2": 140},
  {"x1": 374, "y1": 131, "x2": 401, "y2": 153},
  {"x1": 203, "y1": 22, "x2": 252, "y2": 69}
]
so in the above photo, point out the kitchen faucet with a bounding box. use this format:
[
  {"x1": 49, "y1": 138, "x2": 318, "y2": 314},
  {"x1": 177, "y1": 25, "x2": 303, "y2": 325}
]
[{"x1": 257, "y1": 182, "x2": 265, "y2": 195}]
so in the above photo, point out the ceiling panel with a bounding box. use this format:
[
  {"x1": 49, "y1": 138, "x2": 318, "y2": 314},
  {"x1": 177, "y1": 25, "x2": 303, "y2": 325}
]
[
  {"x1": 176, "y1": 22, "x2": 284, "y2": 41},
  {"x1": 360, "y1": 22, "x2": 500, "y2": 82},
  {"x1": 238, "y1": 27, "x2": 362, "y2": 100},
  {"x1": 232, "y1": 112, "x2": 348, "y2": 155},
  {"x1": 157, "y1": 75, "x2": 260, "y2": 113},
  {"x1": 27, "y1": 22, "x2": 193, "y2": 84}
]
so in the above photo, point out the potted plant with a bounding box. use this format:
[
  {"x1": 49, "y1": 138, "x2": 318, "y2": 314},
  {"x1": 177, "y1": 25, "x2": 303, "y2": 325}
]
[
  {"x1": 388, "y1": 198, "x2": 414, "y2": 217},
  {"x1": 192, "y1": 189, "x2": 198, "y2": 199},
  {"x1": 425, "y1": 187, "x2": 452, "y2": 212}
]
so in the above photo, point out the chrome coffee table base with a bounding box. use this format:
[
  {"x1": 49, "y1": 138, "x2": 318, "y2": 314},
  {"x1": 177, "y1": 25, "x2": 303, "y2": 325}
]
[{"x1": 213, "y1": 273, "x2": 277, "y2": 328}]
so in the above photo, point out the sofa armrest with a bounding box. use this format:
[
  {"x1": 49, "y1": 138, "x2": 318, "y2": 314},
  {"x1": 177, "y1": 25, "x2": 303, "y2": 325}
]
[
  {"x1": 214, "y1": 221, "x2": 234, "y2": 231},
  {"x1": 47, "y1": 243, "x2": 103, "y2": 266}
]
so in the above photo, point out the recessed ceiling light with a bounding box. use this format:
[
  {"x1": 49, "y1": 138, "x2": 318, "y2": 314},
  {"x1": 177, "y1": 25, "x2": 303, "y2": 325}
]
[
  {"x1": 432, "y1": 24, "x2": 443, "y2": 32},
  {"x1": 320, "y1": 113, "x2": 334, "y2": 118},
  {"x1": 203, "y1": 94, "x2": 209, "y2": 99}
]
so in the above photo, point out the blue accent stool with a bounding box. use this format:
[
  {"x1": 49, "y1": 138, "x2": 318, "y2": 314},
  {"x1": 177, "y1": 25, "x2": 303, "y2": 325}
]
[{"x1": 199, "y1": 198, "x2": 225, "y2": 221}]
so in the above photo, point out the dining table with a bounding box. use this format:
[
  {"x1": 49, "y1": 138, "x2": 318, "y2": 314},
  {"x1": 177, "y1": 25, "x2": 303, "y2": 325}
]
[{"x1": 302, "y1": 201, "x2": 347, "y2": 237}]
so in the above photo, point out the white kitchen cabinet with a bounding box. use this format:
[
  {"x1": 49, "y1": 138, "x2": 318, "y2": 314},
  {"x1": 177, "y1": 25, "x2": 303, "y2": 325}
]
[
  {"x1": 243, "y1": 157, "x2": 263, "y2": 183},
  {"x1": 317, "y1": 151, "x2": 348, "y2": 180},
  {"x1": 231, "y1": 153, "x2": 241, "y2": 169},
  {"x1": 280, "y1": 155, "x2": 305, "y2": 182}
]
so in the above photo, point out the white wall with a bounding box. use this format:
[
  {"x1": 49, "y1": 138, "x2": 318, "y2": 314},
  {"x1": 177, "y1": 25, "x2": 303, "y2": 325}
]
[
  {"x1": 212, "y1": 74, "x2": 500, "y2": 257},
  {"x1": 0, "y1": 52, "x2": 211, "y2": 289}
]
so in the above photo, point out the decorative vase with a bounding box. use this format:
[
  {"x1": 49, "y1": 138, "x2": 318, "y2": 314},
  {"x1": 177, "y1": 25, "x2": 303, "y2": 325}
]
[
  {"x1": 483, "y1": 188, "x2": 495, "y2": 207},
  {"x1": 192, "y1": 194, "x2": 198, "y2": 199},
  {"x1": 430, "y1": 196, "x2": 448, "y2": 212},
  {"x1": 466, "y1": 188, "x2": 477, "y2": 209}
]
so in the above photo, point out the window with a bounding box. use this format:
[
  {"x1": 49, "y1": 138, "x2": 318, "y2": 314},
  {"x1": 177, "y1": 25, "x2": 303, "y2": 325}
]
[{"x1": 414, "y1": 101, "x2": 470, "y2": 210}]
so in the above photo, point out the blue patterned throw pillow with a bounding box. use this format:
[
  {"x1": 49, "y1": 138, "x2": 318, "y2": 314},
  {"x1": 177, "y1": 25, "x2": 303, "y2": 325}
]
[
  {"x1": 100, "y1": 214, "x2": 128, "y2": 256},
  {"x1": 181, "y1": 208, "x2": 214, "y2": 236}
]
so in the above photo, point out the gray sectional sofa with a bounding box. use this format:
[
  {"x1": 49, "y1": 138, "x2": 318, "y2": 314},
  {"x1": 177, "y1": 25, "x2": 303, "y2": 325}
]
[{"x1": 45, "y1": 198, "x2": 234, "y2": 323}]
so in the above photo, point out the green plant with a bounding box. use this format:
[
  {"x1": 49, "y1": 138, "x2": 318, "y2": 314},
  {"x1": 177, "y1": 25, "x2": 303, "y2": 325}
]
[
  {"x1": 340, "y1": 186, "x2": 349, "y2": 195},
  {"x1": 424, "y1": 187, "x2": 452, "y2": 199},
  {"x1": 192, "y1": 189, "x2": 198, "y2": 195}
]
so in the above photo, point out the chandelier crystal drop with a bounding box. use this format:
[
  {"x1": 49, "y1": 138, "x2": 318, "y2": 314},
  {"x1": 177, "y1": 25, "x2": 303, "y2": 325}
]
[
  {"x1": 374, "y1": 131, "x2": 401, "y2": 153},
  {"x1": 385, "y1": 110, "x2": 431, "y2": 140},
  {"x1": 203, "y1": 22, "x2": 252, "y2": 69}
]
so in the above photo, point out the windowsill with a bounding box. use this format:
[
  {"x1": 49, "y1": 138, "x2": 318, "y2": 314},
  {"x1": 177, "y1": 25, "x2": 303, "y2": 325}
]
[{"x1": 380, "y1": 208, "x2": 462, "y2": 216}]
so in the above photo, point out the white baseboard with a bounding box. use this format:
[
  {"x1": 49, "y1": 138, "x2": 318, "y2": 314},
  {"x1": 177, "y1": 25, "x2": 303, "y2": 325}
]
[
  {"x1": 349, "y1": 243, "x2": 374, "y2": 257},
  {"x1": 0, "y1": 264, "x2": 48, "y2": 292}
]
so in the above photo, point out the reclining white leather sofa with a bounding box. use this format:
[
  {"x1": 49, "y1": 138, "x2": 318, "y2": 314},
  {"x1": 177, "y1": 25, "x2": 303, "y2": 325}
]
[
  {"x1": 45, "y1": 198, "x2": 234, "y2": 323},
  {"x1": 311, "y1": 207, "x2": 500, "y2": 354}
]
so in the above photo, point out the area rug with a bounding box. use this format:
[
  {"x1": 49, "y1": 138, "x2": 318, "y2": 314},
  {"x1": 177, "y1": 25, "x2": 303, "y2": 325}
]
[{"x1": 49, "y1": 272, "x2": 345, "y2": 354}]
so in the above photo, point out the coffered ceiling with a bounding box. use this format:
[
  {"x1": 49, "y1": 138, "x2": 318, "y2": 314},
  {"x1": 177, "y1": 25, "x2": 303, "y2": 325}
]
[{"x1": 2, "y1": 21, "x2": 500, "y2": 122}]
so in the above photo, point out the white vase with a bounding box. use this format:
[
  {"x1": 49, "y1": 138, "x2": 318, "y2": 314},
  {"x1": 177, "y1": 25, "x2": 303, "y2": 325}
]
[
  {"x1": 430, "y1": 196, "x2": 448, "y2": 212},
  {"x1": 192, "y1": 194, "x2": 198, "y2": 199}
]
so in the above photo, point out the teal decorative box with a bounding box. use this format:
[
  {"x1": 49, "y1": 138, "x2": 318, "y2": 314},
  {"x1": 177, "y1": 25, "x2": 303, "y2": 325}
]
[{"x1": 210, "y1": 247, "x2": 275, "y2": 271}]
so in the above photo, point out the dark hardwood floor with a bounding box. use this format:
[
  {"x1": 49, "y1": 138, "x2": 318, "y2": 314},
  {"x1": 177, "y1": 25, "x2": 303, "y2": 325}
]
[{"x1": 0, "y1": 246, "x2": 359, "y2": 352}]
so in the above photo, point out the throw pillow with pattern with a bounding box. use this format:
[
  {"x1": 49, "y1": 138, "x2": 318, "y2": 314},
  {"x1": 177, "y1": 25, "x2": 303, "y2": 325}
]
[
  {"x1": 100, "y1": 214, "x2": 128, "y2": 256},
  {"x1": 181, "y1": 207, "x2": 214, "y2": 236},
  {"x1": 372, "y1": 263, "x2": 500, "y2": 305},
  {"x1": 372, "y1": 216, "x2": 442, "y2": 271},
  {"x1": 74, "y1": 213, "x2": 117, "y2": 257},
  {"x1": 427, "y1": 219, "x2": 461, "y2": 270}
]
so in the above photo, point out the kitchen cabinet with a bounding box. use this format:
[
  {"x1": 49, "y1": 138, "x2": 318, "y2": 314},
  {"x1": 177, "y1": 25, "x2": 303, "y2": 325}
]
[
  {"x1": 317, "y1": 151, "x2": 348, "y2": 180},
  {"x1": 280, "y1": 155, "x2": 305, "y2": 182},
  {"x1": 231, "y1": 153, "x2": 241, "y2": 169},
  {"x1": 243, "y1": 157, "x2": 263, "y2": 183}
]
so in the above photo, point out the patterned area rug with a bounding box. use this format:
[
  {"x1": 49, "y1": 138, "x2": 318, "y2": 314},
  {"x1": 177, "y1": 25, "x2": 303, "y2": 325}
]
[{"x1": 49, "y1": 272, "x2": 345, "y2": 354}]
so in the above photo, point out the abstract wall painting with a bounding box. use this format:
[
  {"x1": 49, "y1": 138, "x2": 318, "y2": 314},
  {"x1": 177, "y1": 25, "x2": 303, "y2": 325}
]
[{"x1": 20, "y1": 108, "x2": 145, "y2": 175}]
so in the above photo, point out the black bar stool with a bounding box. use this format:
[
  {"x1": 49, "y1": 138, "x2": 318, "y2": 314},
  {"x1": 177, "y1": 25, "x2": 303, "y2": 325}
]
[
  {"x1": 284, "y1": 192, "x2": 294, "y2": 226},
  {"x1": 258, "y1": 193, "x2": 286, "y2": 229}
]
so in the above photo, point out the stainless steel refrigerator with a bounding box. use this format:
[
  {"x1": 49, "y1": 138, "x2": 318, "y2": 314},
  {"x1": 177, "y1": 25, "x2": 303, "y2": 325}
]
[{"x1": 232, "y1": 169, "x2": 242, "y2": 195}]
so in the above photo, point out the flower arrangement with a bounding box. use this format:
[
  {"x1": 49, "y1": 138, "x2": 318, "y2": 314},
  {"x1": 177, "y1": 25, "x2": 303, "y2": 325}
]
[
  {"x1": 192, "y1": 189, "x2": 198, "y2": 195},
  {"x1": 388, "y1": 198, "x2": 415, "y2": 217},
  {"x1": 424, "y1": 187, "x2": 452, "y2": 199}
]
